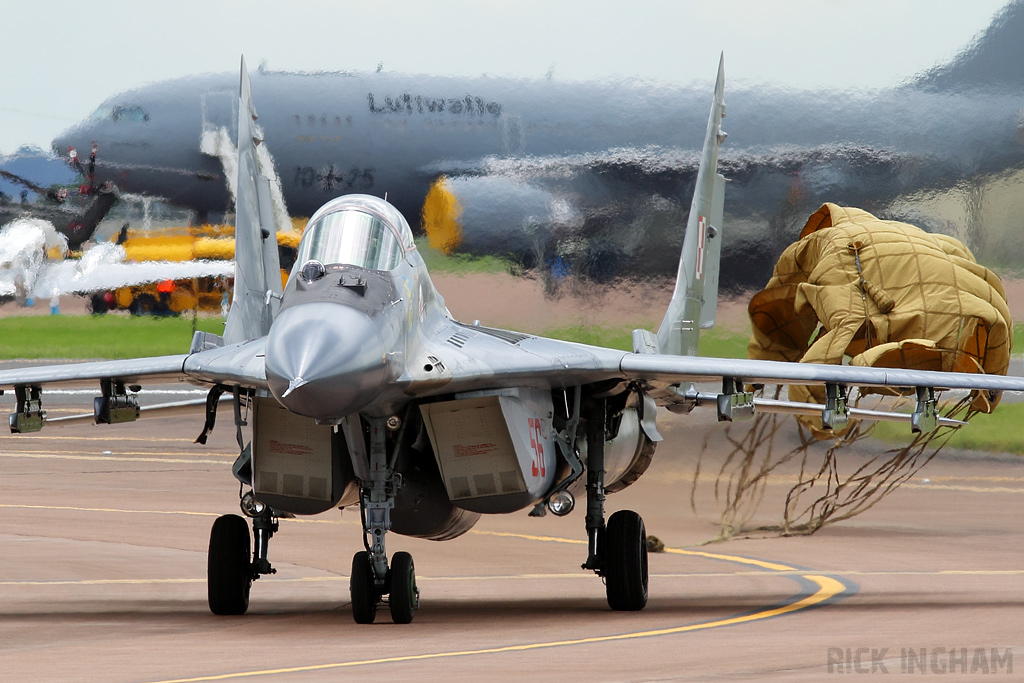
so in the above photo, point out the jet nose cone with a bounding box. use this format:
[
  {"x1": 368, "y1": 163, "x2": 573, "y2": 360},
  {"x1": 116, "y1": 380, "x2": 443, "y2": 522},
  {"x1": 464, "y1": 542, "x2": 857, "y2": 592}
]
[{"x1": 265, "y1": 302, "x2": 388, "y2": 420}]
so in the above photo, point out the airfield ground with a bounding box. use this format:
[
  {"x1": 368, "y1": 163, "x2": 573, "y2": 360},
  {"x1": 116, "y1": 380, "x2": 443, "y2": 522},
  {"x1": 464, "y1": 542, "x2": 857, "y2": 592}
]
[
  {"x1": 1, "y1": 397, "x2": 1023, "y2": 681},
  {"x1": 1, "y1": 273, "x2": 1023, "y2": 681}
]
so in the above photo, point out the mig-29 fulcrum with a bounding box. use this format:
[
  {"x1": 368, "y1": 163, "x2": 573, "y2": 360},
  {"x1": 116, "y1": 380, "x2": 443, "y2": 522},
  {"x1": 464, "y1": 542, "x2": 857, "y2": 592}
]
[{"x1": 4, "y1": 56, "x2": 1022, "y2": 624}]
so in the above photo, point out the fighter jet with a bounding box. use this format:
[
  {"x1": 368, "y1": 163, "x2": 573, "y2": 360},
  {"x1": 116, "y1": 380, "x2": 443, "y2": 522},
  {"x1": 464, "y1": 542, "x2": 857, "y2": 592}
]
[
  {"x1": 5, "y1": 57, "x2": 1024, "y2": 625},
  {"x1": 50, "y1": 1, "x2": 1024, "y2": 287}
]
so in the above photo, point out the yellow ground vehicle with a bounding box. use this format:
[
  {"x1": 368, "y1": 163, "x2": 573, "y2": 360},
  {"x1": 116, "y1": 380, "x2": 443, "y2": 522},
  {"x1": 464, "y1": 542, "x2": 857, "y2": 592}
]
[{"x1": 92, "y1": 222, "x2": 303, "y2": 315}]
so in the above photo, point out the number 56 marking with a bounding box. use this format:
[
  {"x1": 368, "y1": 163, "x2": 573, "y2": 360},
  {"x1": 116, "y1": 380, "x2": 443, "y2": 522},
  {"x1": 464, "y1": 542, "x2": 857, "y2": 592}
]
[{"x1": 528, "y1": 418, "x2": 546, "y2": 477}]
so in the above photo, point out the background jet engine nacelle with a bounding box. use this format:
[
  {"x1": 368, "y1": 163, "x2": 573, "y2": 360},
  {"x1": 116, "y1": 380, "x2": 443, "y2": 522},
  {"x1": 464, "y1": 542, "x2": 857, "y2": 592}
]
[
  {"x1": 421, "y1": 175, "x2": 570, "y2": 258},
  {"x1": 420, "y1": 388, "x2": 558, "y2": 515},
  {"x1": 251, "y1": 397, "x2": 358, "y2": 515}
]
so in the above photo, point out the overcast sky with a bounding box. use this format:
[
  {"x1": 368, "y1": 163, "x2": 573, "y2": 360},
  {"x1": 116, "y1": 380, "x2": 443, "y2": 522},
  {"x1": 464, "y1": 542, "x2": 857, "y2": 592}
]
[{"x1": 0, "y1": 0, "x2": 1011, "y2": 156}]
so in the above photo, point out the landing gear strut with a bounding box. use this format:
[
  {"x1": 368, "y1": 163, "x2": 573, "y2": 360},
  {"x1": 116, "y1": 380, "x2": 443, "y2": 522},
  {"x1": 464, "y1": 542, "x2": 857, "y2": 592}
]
[
  {"x1": 350, "y1": 417, "x2": 419, "y2": 624},
  {"x1": 582, "y1": 396, "x2": 648, "y2": 611}
]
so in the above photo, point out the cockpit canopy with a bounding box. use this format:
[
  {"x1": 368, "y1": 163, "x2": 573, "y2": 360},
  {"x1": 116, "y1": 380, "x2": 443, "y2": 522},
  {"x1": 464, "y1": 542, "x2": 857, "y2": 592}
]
[
  {"x1": 293, "y1": 195, "x2": 414, "y2": 274},
  {"x1": 89, "y1": 104, "x2": 151, "y2": 123}
]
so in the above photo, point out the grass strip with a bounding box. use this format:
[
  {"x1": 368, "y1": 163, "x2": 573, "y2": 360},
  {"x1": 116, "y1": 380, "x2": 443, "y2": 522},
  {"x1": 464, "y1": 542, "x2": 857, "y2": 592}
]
[
  {"x1": 0, "y1": 315, "x2": 224, "y2": 359},
  {"x1": 871, "y1": 401, "x2": 1024, "y2": 455}
]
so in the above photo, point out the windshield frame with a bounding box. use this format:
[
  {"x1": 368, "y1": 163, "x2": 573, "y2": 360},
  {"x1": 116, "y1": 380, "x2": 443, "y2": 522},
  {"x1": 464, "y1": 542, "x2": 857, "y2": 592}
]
[{"x1": 293, "y1": 205, "x2": 412, "y2": 275}]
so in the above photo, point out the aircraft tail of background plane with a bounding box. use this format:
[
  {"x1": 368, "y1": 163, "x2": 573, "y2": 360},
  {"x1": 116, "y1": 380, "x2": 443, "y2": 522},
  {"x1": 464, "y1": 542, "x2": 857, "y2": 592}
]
[
  {"x1": 223, "y1": 56, "x2": 283, "y2": 345},
  {"x1": 644, "y1": 55, "x2": 727, "y2": 358}
]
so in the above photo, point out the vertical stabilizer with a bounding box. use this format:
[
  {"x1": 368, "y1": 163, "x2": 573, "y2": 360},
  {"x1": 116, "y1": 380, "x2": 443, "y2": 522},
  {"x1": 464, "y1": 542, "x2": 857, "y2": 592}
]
[
  {"x1": 652, "y1": 55, "x2": 727, "y2": 357},
  {"x1": 224, "y1": 56, "x2": 283, "y2": 345}
]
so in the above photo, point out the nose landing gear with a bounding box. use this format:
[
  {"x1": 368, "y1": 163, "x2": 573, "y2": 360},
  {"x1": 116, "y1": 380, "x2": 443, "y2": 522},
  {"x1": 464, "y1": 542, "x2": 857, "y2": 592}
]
[
  {"x1": 350, "y1": 549, "x2": 419, "y2": 624},
  {"x1": 350, "y1": 416, "x2": 420, "y2": 624}
]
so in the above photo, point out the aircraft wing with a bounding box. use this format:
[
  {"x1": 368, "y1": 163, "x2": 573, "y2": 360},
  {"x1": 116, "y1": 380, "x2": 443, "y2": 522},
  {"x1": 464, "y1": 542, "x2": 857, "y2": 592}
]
[
  {"x1": 403, "y1": 321, "x2": 1024, "y2": 396},
  {"x1": 0, "y1": 336, "x2": 269, "y2": 392},
  {"x1": 0, "y1": 355, "x2": 191, "y2": 389},
  {"x1": 0, "y1": 339, "x2": 267, "y2": 432},
  {"x1": 398, "y1": 321, "x2": 1023, "y2": 433},
  {"x1": 617, "y1": 353, "x2": 1024, "y2": 393}
]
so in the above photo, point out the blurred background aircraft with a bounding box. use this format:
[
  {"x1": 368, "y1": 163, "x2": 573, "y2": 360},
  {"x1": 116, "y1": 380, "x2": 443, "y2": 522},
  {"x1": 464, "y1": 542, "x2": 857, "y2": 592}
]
[{"x1": 3, "y1": 0, "x2": 1023, "y2": 294}]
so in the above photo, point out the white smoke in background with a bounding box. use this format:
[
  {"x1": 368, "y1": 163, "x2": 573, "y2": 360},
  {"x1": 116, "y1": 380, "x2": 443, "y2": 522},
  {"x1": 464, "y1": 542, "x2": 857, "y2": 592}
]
[
  {"x1": 201, "y1": 127, "x2": 238, "y2": 209},
  {"x1": 35, "y1": 247, "x2": 233, "y2": 296},
  {"x1": 0, "y1": 217, "x2": 68, "y2": 301},
  {"x1": 0, "y1": 215, "x2": 233, "y2": 301},
  {"x1": 201, "y1": 125, "x2": 292, "y2": 234}
]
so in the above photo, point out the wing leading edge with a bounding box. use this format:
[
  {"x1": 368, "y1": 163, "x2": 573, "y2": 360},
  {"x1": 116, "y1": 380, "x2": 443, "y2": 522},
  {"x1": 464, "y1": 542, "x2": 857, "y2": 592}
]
[{"x1": 399, "y1": 323, "x2": 1024, "y2": 403}]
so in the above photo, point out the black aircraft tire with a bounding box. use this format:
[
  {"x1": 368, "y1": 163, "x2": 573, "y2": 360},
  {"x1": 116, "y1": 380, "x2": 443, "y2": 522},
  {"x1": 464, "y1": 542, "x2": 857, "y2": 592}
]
[
  {"x1": 350, "y1": 551, "x2": 377, "y2": 624},
  {"x1": 207, "y1": 514, "x2": 252, "y2": 616},
  {"x1": 604, "y1": 510, "x2": 649, "y2": 611},
  {"x1": 389, "y1": 551, "x2": 417, "y2": 624}
]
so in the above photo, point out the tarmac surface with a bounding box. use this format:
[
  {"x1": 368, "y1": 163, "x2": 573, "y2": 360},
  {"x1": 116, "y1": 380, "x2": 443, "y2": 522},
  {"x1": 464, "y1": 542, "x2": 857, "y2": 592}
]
[{"x1": 2, "y1": 392, "x2": 1022, "y2": 682}]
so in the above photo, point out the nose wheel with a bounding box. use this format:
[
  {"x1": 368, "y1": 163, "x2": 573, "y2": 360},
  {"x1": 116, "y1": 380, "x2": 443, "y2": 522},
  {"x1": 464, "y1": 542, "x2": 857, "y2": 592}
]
[
  {"x1": 350, "y1": 550, "x2": 379, "y2": 624},
  {"x1": 388, "y1": 551, "x2": 419, "y2": 624},
  {"x1": 350, "y1": 550, "x2": 419, "y2": 624}
]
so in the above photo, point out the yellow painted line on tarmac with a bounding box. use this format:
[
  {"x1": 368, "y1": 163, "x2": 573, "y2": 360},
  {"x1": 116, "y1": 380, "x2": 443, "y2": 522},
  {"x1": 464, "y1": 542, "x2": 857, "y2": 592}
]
[
  {"x1": 1, "y1": 448, "x2": 234, "y2": 458},
  {"x1": 0, "y1": 503, "x2": 222, "y2": 518},
  {"x1": 1, "y1": 508, "x2": 850, "y2": 680},
  {"x1": 135, "y1": 572, "x2": 846, "y2": 683},
  {"x1": 5, "y1": 568, "x2": 1021, "y2": 590},
  {"x1": 816, "y1": 569, "x2": 1024, "y2": 577},
  {"x1": 664, "y1": 547, "x2": 797, "y2": 572},
  {"x1": 0, "y1": 578, "x2": 206, "y2": 586},
  {"x1": 925, "y1": 475, "x2": 1024, "y2": 483},
  {"x1": 0, "y1": 503, "x2": 350, "y2": 525},
  {"x1": 469, "y1": 530, "x2": 796, "y2": 572},
  {"x1": 122, "y1": 528, "x2": 847, "y2": 682},
  {"x1": 469, "y1": 529, "x2": 585, "y2": 544},
  {"x1": 652, "y1": 471, "x2": 1024, "y2": 489},
  {"x1": 901, "y1": 482, "x2": 1024, "y2": 493},
  {"x1": 0, "y1": 450, "x2": 233, "y2": 465},
  {"x1": 7, "y1": 435, "x2": 204, "y2": 443}
]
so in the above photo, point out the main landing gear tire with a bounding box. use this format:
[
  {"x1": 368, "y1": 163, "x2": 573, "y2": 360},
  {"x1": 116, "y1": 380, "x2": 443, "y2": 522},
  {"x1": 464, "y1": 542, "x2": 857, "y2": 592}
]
[
  {"x1": 388, "y1": 551, "x2": 418, "y2": 624},
  {"x1": 350, "y1": 551, "x2": 378, "y2": 624},
  {"x1": 604, "y1": 509, "x2": 648, "y2": 611},
  {"x1": 208, "y1": 514, "x2": 252, "y2": 615}
]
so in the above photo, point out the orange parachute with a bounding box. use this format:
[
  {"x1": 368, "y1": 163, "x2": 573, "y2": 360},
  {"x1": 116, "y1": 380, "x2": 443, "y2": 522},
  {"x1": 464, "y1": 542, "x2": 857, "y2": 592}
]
[{"x1": 747, "y1": 203, "x2": 1012, "y2": 437}]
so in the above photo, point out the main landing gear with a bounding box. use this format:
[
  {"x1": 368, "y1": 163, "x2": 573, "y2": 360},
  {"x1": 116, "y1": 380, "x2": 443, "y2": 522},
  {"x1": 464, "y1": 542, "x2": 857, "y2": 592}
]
[
  {"x1": 350, "y1": 417, "x2": 419, "y2": 624},
  {"x1": 207, "y1": 495, "x2": 278, "y2": 616},
  {"x1": 583, "y1": 396, "x2": 649, "y2": 611}
]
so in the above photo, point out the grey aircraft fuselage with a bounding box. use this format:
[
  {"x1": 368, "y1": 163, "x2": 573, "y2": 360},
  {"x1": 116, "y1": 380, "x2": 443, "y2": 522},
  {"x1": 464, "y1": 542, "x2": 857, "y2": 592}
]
[
  {"x1": 51, "y1": 1, "x2": 1024, "y2": 286},
  {"x1": 188, "y1": 192, "x2": 655, "y2": 542}
]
